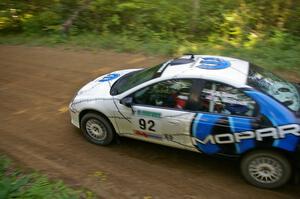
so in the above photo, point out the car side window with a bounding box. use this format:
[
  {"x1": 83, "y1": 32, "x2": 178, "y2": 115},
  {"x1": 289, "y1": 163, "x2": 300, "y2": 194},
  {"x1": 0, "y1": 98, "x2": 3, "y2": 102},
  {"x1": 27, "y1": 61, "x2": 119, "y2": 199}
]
[
  {"x1": 197, "y1": 81, "x2": 257, "y2": 117},
  {"x1": 133, "y1": 79, "x2": 193, "y2": 110}
]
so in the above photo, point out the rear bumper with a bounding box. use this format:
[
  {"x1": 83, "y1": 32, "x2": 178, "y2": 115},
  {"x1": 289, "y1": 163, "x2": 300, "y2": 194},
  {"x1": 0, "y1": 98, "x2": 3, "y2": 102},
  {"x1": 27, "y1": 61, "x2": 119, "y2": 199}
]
[
  {"x1": 293, "y1": 118, "x2": 300, "y2": 168},
  {"x1": 295, "y1": 145, "x2": 300, "y2": 168}
]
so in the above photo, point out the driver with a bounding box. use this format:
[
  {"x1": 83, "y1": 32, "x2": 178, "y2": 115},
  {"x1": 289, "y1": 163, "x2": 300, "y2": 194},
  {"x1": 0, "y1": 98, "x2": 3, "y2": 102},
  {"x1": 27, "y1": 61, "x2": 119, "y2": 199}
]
[{"x1": 175, "y1": 88, "x2": 190, "y2": 109}]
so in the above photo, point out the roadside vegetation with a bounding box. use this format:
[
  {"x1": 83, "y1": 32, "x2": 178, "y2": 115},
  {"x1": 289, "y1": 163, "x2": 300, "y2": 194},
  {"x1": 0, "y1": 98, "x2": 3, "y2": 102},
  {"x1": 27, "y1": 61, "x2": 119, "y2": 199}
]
[
  {"x1": 0, "y1": 155, "x2": 94, "y2": 199},
  {"x1": 0, "y1": 0, "x2": 299, "y2": 75}
]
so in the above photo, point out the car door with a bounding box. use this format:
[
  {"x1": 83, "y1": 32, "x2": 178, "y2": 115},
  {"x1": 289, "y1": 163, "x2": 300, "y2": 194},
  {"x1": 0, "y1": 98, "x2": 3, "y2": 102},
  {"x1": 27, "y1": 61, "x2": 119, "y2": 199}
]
[
  {"x1": 191, "y1": 80, "x2": 259, "y2": 155},
  {"x1": 114, "y1": 79, "x2": 198, "y2": 150}
]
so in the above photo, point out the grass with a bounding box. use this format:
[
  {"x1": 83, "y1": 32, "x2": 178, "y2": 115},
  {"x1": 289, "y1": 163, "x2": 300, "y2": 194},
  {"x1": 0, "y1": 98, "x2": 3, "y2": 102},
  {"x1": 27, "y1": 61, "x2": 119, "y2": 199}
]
[
  {"x1": 0, "y1": 33, "x2": 299, "y2": 77},
  {"x1": 0, "y1": 155, "x2": 95, "y2": 199}
]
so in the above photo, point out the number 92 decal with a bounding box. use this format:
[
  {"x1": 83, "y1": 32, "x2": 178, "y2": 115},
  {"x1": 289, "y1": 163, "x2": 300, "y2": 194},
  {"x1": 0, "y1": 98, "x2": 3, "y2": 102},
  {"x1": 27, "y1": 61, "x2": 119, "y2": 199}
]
[{"x1": 138, "y1": 118, "x2": 156, "y2": 132}]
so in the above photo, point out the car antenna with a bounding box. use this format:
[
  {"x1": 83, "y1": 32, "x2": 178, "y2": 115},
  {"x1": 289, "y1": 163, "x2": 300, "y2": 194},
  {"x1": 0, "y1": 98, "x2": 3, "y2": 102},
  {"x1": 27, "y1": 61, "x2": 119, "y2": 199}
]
[{"x1": 184, "y1": 53, "x2": 195, "y2": 60}]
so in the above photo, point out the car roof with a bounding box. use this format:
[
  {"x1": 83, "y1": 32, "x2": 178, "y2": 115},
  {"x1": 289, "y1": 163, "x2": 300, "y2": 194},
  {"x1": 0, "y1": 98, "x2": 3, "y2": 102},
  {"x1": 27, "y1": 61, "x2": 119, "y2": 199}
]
[{"x1": 160, "y1": 55, "x2": 250, "y2": 88}]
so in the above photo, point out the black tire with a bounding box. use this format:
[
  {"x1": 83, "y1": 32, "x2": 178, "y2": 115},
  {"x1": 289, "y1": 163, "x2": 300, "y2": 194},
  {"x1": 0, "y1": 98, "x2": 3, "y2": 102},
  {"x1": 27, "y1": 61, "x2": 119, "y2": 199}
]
[
  {"x1": 80, "y1": 113, "x2": 115, "y2": 145},
  {"x1": 240, "y1": 150, "x2": 292, "y2": 189}
]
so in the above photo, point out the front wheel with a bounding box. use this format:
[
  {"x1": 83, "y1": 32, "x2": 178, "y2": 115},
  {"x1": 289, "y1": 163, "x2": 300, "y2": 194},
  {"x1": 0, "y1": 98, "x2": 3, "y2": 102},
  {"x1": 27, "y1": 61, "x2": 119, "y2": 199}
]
[
  {"x1": 240, "y1": 150, "x2": 292, "y2": 189},
  {"x1": 80, "y1": 113, "x2": 115, "y2": 145}
]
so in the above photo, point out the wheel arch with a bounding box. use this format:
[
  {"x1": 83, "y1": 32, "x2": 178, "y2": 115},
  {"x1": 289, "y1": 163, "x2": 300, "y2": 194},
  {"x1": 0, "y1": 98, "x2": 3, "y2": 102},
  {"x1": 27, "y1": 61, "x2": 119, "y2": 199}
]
[
  {"x1": 240, "y1": 146, "x2": 295, "y2": 163},
  {"x1": 79, "y1": 109, "x2": 116, "y2": 133}
]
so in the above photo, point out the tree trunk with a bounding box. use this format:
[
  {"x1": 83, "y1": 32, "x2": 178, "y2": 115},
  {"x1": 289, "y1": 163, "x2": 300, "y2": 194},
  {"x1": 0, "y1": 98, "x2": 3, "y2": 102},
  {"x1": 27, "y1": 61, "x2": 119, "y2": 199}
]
[
  {"x1": 61, "y1": 0, "x2": 91, "y2": 35},
  {"x1": 191, "y1": 0, "x2": 200, "y2": 33}
]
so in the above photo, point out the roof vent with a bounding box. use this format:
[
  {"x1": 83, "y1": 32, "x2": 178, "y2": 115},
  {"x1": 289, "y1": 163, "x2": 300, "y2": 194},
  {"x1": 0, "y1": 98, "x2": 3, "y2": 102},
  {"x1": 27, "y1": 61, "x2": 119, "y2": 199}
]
[
  {"x1": 170, "y1": 58, "x2": 195, "y2": 66},
  {"x1": 197, "y1": 57, "x2": 230, "y2": 69}
]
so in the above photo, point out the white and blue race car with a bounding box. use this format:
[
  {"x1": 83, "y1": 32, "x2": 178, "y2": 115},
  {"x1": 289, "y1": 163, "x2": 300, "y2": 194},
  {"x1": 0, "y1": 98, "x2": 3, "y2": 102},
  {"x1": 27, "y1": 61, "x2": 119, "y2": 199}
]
[{"x1": 69, "y1": 55, "x2": 300, "y2": 189}]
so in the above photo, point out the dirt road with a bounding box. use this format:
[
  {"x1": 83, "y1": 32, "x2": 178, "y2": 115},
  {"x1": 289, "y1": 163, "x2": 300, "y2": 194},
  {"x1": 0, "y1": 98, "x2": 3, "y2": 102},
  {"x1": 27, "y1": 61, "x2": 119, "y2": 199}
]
[{"x1": 0, "y1": 45, "x2": 299, "y2": 198}]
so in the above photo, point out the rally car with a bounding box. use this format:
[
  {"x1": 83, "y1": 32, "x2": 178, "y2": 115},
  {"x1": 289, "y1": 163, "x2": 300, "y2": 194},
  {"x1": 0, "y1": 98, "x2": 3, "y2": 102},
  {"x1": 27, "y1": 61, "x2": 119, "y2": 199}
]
[{"x1": 69, "y1": 55, "x2": 300, "y2": 189}]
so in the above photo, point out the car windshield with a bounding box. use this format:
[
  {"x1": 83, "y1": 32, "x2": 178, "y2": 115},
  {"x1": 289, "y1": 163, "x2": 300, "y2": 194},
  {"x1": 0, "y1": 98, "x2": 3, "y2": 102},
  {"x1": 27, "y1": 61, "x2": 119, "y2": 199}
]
[
  {"x1": 110, "y1": 63, "x2": 163, "y2": 95},
  {"x1": 247, "y1": 64, "x2": 300, "y2": 112}
]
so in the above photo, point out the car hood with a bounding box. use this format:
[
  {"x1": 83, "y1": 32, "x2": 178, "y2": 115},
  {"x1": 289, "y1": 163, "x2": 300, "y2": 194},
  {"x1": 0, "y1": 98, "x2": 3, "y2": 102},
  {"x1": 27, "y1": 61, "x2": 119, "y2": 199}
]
[{"x1": 75, "y1": 68, "x2": 141, "y2": 99}]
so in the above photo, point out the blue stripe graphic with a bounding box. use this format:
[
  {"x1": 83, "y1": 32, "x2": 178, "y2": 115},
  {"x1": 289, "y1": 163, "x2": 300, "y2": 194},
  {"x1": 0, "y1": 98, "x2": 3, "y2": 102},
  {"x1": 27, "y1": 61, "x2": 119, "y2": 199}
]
[
  {"x1": 229, "y1": 117, "x2": 254, "y2": 154},
  {"x1": 192, "y1": 114, "x2": 221, "y2": 154},
  {"x1": 245, "y1": 90, "x2": 299, "y2": 151}
]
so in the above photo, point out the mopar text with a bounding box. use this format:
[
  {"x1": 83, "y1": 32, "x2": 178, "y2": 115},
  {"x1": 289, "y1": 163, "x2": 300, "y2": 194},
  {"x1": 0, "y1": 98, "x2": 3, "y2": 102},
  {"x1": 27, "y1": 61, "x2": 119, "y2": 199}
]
[{"x1": 192, "y1": 124, "x2": 300, "y2": 145}]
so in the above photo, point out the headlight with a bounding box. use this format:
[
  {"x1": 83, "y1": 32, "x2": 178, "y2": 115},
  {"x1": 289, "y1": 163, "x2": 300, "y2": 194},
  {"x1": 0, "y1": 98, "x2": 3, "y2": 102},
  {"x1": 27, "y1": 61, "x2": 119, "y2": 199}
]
[{"x1": 69, "y1": 93, "x2": 79, "y2": 113}]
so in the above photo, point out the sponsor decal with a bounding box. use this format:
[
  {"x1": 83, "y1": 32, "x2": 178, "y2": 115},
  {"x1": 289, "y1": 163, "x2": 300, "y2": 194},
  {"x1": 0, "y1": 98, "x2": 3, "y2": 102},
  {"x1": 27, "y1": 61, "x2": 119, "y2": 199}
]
[
  {"x1": 136, "y1": 110, "x2": 161, "y2": 118},
  {"x1": 192, "y1": 124, "x2": 300, "y2": 145},
  {"x1": 99, "y1": 73, "x2": 120, "y2": 82},
  {"x1": 192, "y1": 88, "x2": 300, "y2": 154},
  {"x1": 198, "y1": 57, "x2": 231, "y2": 70},
  {"x1": 164, "y1": 134, "x2": 174, "y2": 141},
  {"x1": 134, "y1": 130, "x2": 162, "y2": 140}
]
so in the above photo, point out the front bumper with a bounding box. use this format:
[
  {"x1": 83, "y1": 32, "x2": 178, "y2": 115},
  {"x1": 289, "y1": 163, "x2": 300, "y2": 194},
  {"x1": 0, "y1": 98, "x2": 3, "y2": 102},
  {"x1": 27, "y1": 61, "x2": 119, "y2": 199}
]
[{"x1": 69, "y1": 103, "x2": 80, "y2": 128}]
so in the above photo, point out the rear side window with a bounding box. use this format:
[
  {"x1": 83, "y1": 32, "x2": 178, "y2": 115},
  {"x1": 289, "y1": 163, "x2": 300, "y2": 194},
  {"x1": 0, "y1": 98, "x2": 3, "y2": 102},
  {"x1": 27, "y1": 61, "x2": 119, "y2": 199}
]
[
  {"x1": 247, "y1": 64, "x2": 300, "y2": 112},
  {"x1": 194, "y1": 81, "x2": 257, "y2": 117}
]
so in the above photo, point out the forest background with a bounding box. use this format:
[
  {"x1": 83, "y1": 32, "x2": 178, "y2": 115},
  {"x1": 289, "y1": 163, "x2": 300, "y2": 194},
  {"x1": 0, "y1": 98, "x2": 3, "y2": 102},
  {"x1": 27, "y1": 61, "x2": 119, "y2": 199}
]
[{"x1": 1, "y1": 0, "x2": 299, "y2": 74}]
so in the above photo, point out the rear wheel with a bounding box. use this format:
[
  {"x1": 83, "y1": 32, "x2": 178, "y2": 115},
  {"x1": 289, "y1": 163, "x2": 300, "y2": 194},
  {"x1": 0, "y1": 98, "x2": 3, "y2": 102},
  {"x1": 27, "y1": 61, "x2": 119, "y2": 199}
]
[
  {"x1": 80, "y1": 113, "x2": 115, "y2": 145},
  {"x1": 241, "y1": 150, "x2": 291, "y2": 189}
]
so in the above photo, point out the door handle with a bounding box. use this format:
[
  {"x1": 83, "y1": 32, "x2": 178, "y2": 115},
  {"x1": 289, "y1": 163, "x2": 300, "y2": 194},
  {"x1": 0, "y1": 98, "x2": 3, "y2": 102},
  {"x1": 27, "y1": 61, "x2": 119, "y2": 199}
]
[
  {"x1": 218, "y1": 119, "x2": 229, "y2": 124},
  {"x1": 168, "y1": 120, "x2": 180, "y2": 124},
  {"x1": 199, "y1": 118, "x2": 228, "y2": 124}
]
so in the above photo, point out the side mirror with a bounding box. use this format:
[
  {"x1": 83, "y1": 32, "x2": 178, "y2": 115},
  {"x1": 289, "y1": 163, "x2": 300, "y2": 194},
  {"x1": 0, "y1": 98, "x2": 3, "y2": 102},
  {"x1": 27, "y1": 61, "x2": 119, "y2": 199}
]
[{"x1": 120, "y1": 96, "x2": 133, "y2": 107}]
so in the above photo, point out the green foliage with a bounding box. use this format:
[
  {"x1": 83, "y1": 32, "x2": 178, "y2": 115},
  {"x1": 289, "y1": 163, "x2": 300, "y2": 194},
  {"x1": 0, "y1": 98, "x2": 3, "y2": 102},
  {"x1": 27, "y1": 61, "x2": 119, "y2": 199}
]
[
  {"x1": 22, "y1": 11, "x2": 62, "y2": 34},
  {"x1": 0, "y1": 155, "x2": 95, "y2": 199},
  {"x1": 0, "y1": 0, "x2": 299, "y2": 76},
  {"x1": 1, "y1": 0, "x2": 299, "y2": 39},
  {"x1": 0, "y1": 33, "x2": 299, "y2": 76}
]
